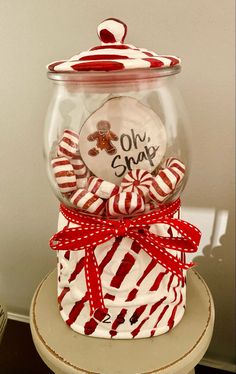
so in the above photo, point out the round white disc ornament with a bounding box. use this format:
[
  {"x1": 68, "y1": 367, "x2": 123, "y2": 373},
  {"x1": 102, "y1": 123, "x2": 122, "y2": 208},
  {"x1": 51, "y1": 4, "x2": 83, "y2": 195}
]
[{"x1": 79, "y1": 97, "x2": 167, "y2": 184}]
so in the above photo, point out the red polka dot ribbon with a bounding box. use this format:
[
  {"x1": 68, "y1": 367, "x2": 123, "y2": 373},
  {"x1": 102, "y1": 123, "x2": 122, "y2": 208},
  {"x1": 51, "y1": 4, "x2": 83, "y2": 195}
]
[{"x1": 50, "y1": 198, "x2": 201, "y2": 316}]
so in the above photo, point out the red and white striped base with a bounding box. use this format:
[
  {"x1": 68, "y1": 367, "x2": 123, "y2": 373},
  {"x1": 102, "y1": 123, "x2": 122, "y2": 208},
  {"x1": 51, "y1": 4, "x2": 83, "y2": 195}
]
[{"x1": 56, "y1": 211, "x2": 186, "y2": 339}]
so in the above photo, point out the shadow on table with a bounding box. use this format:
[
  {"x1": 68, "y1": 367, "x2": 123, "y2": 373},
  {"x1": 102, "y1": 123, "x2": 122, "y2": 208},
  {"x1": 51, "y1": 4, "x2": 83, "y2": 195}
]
[{"x1": 191, "y1": 207, "x2": 235, "y2": 366}]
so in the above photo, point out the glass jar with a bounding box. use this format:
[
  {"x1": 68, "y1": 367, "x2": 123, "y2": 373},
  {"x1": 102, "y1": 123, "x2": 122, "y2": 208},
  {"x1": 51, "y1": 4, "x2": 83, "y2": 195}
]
[
  {"x1": 44, "y1": 67, "x2": 189, "y2": 215},
  {"x1": 45, "y1": 18, "x2": 199, "y2": 339}
]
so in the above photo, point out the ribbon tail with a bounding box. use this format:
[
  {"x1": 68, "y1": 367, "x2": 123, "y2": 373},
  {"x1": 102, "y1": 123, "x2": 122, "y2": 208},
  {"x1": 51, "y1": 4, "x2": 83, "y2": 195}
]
[
  {"x1": 84, "y1": 247, "x2": 107, "y2": 317},
  {"x1": 50, "y1": 227, "x2": 113, "y2": 251},
  {"x1": 129, "y1": 232, "x2": 188, "y2": 281},
  {"x1": 147, "y1": 232, "x2": 198, "y2": 253},
  {"x1": 154, "y1": 217, "x2": 201, "y2": 248}
]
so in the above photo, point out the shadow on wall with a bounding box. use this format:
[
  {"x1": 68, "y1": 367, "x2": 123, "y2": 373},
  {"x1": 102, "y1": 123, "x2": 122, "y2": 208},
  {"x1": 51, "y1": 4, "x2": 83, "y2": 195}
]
[{"x1": 182, "y1": 206, "x2": 235, "y2": 364}]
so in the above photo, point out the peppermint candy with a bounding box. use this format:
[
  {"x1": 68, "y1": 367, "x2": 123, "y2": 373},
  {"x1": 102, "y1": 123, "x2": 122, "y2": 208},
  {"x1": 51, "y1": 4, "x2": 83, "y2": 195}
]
[
  {"x1": 70, "y1": 153, "x2": 88, "y2": 178},
  {"x1": 75, "y1": 172, "x2": 90, "y2": 189},
  {"x1": 121, "y1": 169, "x2": 154, "y2": 202},
  {"x1": 87, "y1": 176, "x2": 120, "y2": 199},
  {"x1": 144, "y1": 201, "x2": 159, "y2": 213},
  {"x1": 70, "y1": 153, "x2": 91, "y2": 189},
  {"x1": 106, "y1": 192, "x2": 145, "y2": 217},
  {"x1": 57, "y1": 129, "x2": 79, "y2": 159},
  {"x1": 51, "y1": 157, "x2": 77, "y2": 194},
  {"x1": 149, "y1": 164, "x2": 185, "y2": 204},
  {"x1": 165, "y1": 157, "x2": 185, "y2": 169},
  {"x1": 70, "y1": 189, "x2": 106, "y2": 215}
]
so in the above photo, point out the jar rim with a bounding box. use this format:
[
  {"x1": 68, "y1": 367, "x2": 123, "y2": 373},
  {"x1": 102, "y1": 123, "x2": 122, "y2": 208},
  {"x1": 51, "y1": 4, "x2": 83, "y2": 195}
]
[{"x1": 47, "y1": 66, "x2": 181, "y2": 84}]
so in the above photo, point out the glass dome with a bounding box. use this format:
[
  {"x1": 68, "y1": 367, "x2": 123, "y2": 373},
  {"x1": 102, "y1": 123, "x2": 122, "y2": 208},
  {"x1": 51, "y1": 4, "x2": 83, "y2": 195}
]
[{"x1": 44, "y1": 19, "x2": 190, "y2": 218}]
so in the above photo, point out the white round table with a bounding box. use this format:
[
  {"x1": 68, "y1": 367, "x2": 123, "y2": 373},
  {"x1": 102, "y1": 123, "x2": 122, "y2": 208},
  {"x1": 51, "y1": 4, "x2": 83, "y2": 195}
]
[{"x1": 30, "y1": 269, "x2": 214, "y2": 374}]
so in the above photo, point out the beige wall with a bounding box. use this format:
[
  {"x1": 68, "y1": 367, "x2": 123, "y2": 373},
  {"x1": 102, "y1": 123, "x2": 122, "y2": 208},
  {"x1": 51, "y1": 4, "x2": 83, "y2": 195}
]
[{"x1": 0, "y1": 0, "x2": 235, "y2": 368}]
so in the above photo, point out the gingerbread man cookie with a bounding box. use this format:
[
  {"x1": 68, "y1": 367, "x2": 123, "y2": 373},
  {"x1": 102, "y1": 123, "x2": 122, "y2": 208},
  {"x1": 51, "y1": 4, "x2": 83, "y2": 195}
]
[{"x1": 87, "y1": 120, "x2": 118, "y2": 156}]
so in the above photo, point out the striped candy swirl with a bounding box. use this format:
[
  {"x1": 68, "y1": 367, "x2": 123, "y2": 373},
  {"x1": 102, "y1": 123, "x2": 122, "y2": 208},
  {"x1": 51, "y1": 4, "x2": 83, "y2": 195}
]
[
  {"x1": 51, "y1": 157, "x2": 77, "y2": 194},
  {"x1": 121, "y1": 169, "x2": 154, "y2": 202},
  {"x1": 107, "y1": 192, "x2": 145, "y2": 217}
]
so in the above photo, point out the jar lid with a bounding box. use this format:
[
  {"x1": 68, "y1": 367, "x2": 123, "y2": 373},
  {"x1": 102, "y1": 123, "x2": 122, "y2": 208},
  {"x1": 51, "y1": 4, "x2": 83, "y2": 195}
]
[{"x1": 47, "y1": 18, "x2": 181, "y2": 73}]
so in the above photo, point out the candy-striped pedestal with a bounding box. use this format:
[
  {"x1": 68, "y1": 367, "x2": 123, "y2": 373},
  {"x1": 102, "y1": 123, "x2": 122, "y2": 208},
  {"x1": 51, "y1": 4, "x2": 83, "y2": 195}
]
[{"x1": 30, "y1": 269, "x2": 214, "y2": 374}]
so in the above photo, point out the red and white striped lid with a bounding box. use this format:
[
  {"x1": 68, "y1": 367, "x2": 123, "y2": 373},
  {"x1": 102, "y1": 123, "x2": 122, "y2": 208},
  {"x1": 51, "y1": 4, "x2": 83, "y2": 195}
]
[{"x1": 47, "y1": 18, "x2": 181, "y2": 73}]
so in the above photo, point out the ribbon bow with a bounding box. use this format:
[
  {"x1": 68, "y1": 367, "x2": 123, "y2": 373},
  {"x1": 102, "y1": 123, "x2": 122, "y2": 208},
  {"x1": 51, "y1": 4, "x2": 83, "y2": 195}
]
[{"x1": 50, "y1": 199, "x2": 201, "y2": 316}]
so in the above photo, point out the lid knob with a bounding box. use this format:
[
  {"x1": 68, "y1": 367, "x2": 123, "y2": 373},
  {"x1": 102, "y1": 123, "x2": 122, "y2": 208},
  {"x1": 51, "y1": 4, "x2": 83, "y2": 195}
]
[{"x1": 97, "y1": 18, "x2": 127, "y2": 44}]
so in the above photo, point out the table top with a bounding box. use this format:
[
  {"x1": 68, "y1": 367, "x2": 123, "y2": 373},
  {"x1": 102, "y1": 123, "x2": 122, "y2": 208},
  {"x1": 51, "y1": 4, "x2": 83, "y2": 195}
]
[{"x1": 30, "y1": 269, "x2": 214, "y2": 374}]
